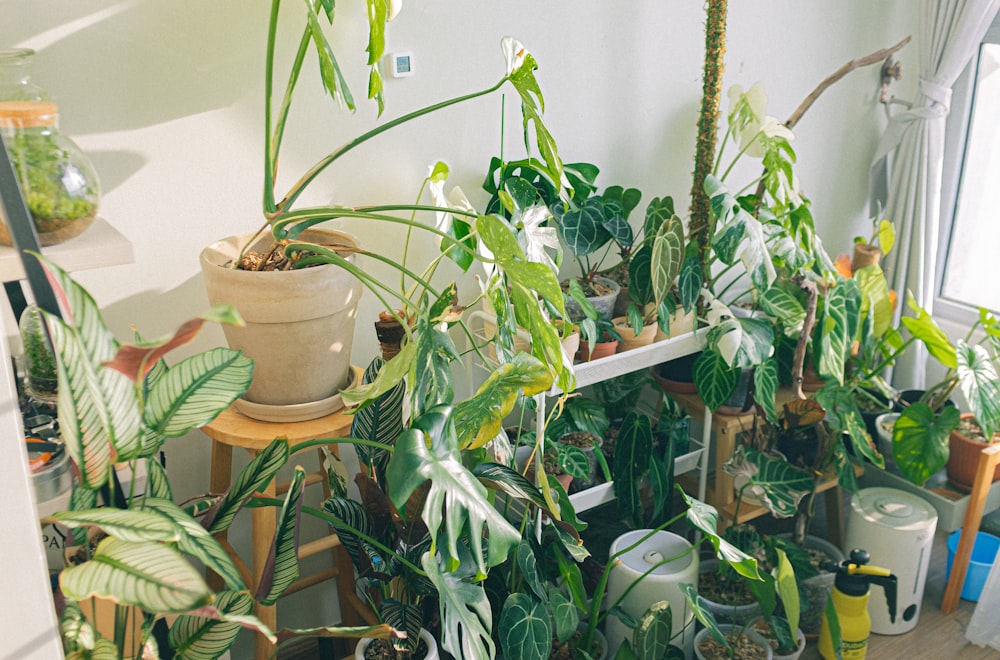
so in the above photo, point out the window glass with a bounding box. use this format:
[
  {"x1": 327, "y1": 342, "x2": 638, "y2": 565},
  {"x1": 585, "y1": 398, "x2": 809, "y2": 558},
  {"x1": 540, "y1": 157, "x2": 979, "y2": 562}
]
[{"x1": 940, "y1": 43, "x2": 1000, "y2": 311}]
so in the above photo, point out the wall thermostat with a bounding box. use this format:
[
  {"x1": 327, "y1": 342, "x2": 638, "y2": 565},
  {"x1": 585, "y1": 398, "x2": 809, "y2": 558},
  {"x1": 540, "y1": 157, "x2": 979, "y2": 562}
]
[{"x1": 390, "y1": 52, "x2": 414, "y2": 78}]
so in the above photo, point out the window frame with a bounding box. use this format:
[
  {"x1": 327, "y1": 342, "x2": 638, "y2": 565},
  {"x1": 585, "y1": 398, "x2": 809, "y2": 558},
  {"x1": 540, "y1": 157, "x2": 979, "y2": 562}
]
[{"x1": 935, "y1": 16, "x2": 1000, "y2": 325}]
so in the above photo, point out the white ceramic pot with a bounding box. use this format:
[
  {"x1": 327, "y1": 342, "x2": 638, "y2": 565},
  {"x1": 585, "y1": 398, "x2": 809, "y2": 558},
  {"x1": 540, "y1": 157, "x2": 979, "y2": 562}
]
[
  {"x1": 355, "y1": 628, "x2": 439, "y2": 660},
  {"x1": 200, "y1": 228, "x2": 363, "y2": 421},
  {"x1": 694, "y1": 623, "x2": 773, "y2": 660}
]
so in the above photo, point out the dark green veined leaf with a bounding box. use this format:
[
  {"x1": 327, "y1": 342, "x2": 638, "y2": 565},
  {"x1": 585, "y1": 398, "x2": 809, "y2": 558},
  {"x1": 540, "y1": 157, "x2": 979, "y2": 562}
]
[
  {"x1": 614, "y1": 412, "x2": 652, "y2": 526},
  {"x1": 423, "y1": 547, "x2": 496, "y2": 660},
  {"x1": 643, "y1": 196, "x2": 675, "y2": 239},
  {"x1": 473, "y1": 462, "x2": 547, "y2": 509},
  {"x1": 652, "y1": 215, "x2": 685, "y2": 306},
  {"x1": 142, "y1": 498, "x2": 245, "y2": 591},
  {"x1": 558, "y1": 444, "x2": 591, "y2": 480},
  {"x1": 693, "y1": 350, "x2": 739, "y2": 411},
  {"x1": 754, "y1": 358, "x2": 779, "y2": 424},
  {"x1": 893, "y1": 403, "x2": 960, "y2": 485},
  {"x1": 380, "y1": 599, "x2": 423, "y2": 655},
  {"x1": 499, "y1": 592, "x2": 552, "y2": 660},
  {"x1": 204, "y1": 439, "x2": 290, "y2": 535},
  {"x1": 956, "y1": 341, "x2": 1000, "y2": 438},
  {"x1": 257, "y1": 466, "x2": 305, "y2": 605},
  {"x1": 603, "y1": 185, "x2": 642, "y2": 220},
  {"x1": 628, "y1": 244, "x2": 654, "y2": 305},
  {"x1": 60, "y1": 537, "x2": 211, "y2": 613},
  {"x1": 512, "y1": 540, "x2": 546, "y2": 602},
  {"x1": 633, "y1": 600, "x2": 672, "y2": 660},
  {"x1": 678, "y1": 252, "x2": 703, "y2": 312},
  {"x1": 169, "y1": 589, "x2": 254, "y2": 659},
  {"x1": 351, "y1": 357, "x2": 405, "y2": 472},
  {"x1": 549, "y1": 586, "x2": 578, "y2": 643},
  {"x1": 143, "y1": 348, "x2": 253, "y2": 437},
  {"x1": 454, "y1": 352, "x2": 553, "y2": 449},
  {"x1": 387, "y1": 407, "x2": 520, "y2": 577},
  {"x1": 560, "y1": 197, "x2": 611, "y2": 257},
  {"x1": 679, "y1": 490, "x2": 760, "y2": 580}
]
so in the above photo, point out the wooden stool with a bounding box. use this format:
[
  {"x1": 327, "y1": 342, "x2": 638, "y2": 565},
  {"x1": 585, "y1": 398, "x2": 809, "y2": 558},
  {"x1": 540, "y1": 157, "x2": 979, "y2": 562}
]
[{"x1": 202, "y1": 405, "x2": 376, "y2": 660}]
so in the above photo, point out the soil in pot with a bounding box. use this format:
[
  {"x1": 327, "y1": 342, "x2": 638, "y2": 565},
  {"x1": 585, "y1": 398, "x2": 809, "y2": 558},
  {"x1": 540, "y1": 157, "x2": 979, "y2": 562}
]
[
  {"x1": 696, "y1": 626, "x2": 771, "y2": 660},
  {"x1": 751, "y1": 617, "x2": 805, "y2": 659},
  {"x1": 947, "y1": 415, "x2": 1000, "y2": 492},
  {"x1": 551, "y1": 628, "x2": 606, "y2": 660}
]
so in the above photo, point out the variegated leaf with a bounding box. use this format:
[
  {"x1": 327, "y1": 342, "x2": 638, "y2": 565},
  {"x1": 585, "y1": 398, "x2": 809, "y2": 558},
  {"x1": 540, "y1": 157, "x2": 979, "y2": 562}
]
[
  {"x1": 169, "y1": 589, "x2": 254, "y2": 659},
  {"x1": 47, "y1": 508, "x2": 179, "y2": 543},
  {"x1": 257, "y1": 466, "x2": 305, "y2": 605},
  {"x1": 204, "y1": 439, "x2": 289, "y2": 535},
  {"x1": 143, "y1": 348, "x2": 253, "y2": 437},
  {"x1": 60, "y1": 537, "x2": 211, "y2": 613}
]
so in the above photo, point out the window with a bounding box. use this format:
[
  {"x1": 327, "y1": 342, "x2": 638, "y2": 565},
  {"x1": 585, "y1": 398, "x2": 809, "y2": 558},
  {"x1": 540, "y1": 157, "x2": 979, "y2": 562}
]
[{"x1": 937, "y1": 18, "x2": 1000, "y2": 322}]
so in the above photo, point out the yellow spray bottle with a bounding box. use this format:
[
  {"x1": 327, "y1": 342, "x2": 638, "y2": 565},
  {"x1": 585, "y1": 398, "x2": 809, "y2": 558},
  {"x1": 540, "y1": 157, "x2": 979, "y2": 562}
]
[{"x1": 818, "y1": 548, "x2": 898, "y2": 660}]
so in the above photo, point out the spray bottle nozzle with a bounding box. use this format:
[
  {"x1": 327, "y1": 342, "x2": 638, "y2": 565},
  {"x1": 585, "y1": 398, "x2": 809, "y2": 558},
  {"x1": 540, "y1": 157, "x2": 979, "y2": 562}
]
[{"x1": 827, "y1": 548, "x2": 898, "y2": 623}]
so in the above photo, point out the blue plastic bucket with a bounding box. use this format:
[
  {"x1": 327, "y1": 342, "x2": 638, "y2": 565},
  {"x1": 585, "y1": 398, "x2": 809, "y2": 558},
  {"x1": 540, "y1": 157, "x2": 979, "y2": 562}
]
[{"x1": 946, "y1": 530, "x2": 1000, "y2": 602}]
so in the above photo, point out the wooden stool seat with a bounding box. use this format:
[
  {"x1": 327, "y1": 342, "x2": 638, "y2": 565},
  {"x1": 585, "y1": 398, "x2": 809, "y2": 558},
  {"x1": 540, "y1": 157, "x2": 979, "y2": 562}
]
[{"x1": 202, "y1": 404, "x2": 374, "y2": 660}]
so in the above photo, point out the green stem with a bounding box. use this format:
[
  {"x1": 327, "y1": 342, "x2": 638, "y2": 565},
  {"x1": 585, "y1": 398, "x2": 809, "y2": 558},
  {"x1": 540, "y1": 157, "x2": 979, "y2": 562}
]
[{"x1": 276, "y1": 78, "x2": 509, "y2": 214}]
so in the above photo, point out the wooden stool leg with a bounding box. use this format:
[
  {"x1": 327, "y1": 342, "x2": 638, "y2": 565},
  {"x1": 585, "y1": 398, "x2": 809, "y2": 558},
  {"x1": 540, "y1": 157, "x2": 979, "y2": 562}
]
[
  {"x1": 942, "y1": 444, "x2": 1000, "y2": 613},
  {"x1": 251, "y1": 452, "x2": 278, "y2": 660},
  {"x1": 207, "y1": 441, "x2": 234, "y2": 592}
]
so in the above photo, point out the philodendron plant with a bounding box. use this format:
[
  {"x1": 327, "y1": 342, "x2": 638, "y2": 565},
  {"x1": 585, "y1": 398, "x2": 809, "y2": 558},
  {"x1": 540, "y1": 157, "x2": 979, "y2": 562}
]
[
  {"x1": 35, "y1": 256, "x2": 399, "y2": 658},
  {"x1": 891, "y1": 299, "x2": 1000, "y2": 485}
]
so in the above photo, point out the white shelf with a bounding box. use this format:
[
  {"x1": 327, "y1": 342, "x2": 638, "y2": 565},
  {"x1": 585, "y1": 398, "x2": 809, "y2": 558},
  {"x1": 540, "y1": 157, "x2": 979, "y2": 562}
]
[
  {"x1": 556, "y1": 328, "x2": 707, "y2": 394},
  {"x1": 568, "y1": 438, "x2": 707, "y2": 511},
  {"x1": 0, "y1": 217, "x2": 133, "y2": 282}
]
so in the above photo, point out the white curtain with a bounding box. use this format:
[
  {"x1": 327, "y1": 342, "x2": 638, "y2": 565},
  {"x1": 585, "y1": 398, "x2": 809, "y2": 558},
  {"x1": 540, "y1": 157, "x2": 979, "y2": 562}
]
[{"x1": 872, "y1": 0, "x2": 1000, "y2": 389}]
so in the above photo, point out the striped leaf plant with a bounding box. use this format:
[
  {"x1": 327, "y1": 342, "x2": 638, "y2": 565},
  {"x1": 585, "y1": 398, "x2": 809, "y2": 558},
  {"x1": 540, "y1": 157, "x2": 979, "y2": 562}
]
[{"x1": 35, "y1": 256, "x2": 396, "y2": 659}]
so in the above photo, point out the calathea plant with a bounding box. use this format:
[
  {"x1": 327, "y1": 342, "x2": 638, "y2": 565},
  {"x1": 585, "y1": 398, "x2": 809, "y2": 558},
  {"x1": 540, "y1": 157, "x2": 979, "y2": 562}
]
[{"x1": 36, "y1": 256, "x2": 397, "y2": 658}]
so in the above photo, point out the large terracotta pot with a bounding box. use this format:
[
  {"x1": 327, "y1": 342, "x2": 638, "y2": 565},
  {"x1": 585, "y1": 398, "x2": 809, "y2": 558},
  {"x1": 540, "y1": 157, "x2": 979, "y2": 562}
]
[
  {"x1": 200, "y1": 228, "x2": 363, "y2": 422},
  {"x1": 947, "y1": 413, "x2": 1000, "y2": 493}
]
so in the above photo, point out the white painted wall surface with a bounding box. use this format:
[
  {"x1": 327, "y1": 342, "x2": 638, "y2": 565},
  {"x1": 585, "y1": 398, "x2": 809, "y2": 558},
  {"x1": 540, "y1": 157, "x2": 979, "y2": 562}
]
[{"x1": 1, "y1": 1, "x2": 919, "y2": 656}]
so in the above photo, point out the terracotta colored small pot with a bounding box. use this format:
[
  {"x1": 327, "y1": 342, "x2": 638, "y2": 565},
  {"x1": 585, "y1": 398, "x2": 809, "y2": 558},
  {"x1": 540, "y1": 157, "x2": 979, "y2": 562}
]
[
  {"x1": 851, "y1": 243, "x2": 882, "y2": 272},
  {"x1": 612, "y1": 316, "x2": 656, "y2": 352},
  {"x1": 577, "y1": 337, "x2": 619, "y2": 362},
  {"x1": 947, "y1": 413, "x2": 1000, "y2": 492}
]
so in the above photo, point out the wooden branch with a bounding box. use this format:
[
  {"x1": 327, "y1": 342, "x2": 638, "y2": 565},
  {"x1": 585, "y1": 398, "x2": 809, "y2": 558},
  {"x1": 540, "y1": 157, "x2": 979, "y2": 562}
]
[
  {"x1": 791, "y1": 274, "x2": 819, "y2": 401},
  {"x1": 786, "y1": 35, "x2": 912, "y2": 129}
]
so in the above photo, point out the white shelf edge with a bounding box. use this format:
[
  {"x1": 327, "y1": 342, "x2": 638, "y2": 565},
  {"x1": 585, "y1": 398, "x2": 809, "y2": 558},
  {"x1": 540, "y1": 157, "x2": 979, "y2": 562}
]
[
  {"x1": 554, "y1": 328, "x2": 708, "y2": 394},
  {"x1": 0, "y1": 217, "x2": 134, "y2": 282},
  {"x1": 569, "y1": 439, "x2": 706, "y2": 513}
]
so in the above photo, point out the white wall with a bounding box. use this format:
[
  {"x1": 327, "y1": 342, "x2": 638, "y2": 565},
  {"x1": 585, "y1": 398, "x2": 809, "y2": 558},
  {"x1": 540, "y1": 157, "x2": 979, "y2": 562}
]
[{"x1": 3, "y1": 0, "x2": 920, "y2": 651}]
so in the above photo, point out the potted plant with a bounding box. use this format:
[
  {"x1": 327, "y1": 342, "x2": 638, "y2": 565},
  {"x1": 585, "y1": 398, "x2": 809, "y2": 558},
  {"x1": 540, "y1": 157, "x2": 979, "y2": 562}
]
[
  {"x1": 18, "y1": 302, "x2": 58, "y2": 402},
  {"x1": 889, "y1": 300, "x2": 1000, "y2": 488},
  {"x1": 35, "y1": 256, "x2": 402, "y2": 658},
  {"x1": 200, "y1": 0, "x2": 567, "y2": 422}
]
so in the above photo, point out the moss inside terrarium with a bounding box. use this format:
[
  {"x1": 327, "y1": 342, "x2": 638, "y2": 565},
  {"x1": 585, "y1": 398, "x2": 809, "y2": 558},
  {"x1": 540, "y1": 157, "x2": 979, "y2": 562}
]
[{"x1": 16, "y1": 131, "x2": 97, "y2": 220}]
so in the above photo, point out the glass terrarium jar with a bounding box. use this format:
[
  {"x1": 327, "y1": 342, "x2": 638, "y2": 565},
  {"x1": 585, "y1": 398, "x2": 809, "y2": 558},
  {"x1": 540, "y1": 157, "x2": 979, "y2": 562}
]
[
  {"x1": 19, "y1": 304, "x2": 58, "y2": 402},
  {"x1": 0, "y1": 49, "x2": 99, "y2": 246}
]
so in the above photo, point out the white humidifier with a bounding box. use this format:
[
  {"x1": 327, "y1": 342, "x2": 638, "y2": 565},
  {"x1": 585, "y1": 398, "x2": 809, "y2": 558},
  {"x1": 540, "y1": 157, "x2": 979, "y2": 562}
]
[
  {"x1": 845, "y1": 487, "x2": 938, "y2": 635},
  {"x1": 605, "y1": 530, "x2": 699, "y2": 657}
]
